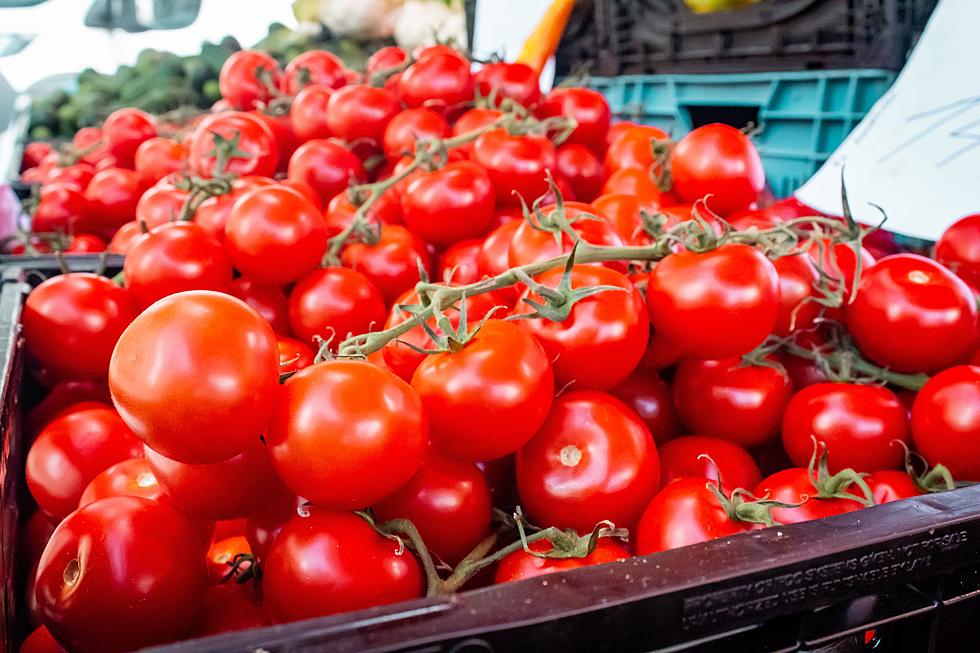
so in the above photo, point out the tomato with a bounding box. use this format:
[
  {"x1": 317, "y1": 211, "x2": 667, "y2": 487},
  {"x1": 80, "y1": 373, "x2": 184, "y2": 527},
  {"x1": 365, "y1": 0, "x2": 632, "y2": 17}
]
[
  {"x1": 229, "y1": 277, "x2": 292, "y2": 335},
  {"x1": 601, "y1": 167, "x2": 665, "y2": 209},
  {"x1": 383, "y1": 107, "x2": 450, "y2": 159},
  {"x1": 911, "y1": 365, "x2": 980, "y2": 481},
  {"x1": 647, "y1": 244, "x2": 780, "y2": 359},
  {"x1": 188, "y1": 582, "x2": 268, "y2": 637},
  {"x1": 22, "y1": 511, "x2": 58, "y2": 572},
  {"x1": 64, "y1": 234, "x2": 106, "y2": 253},
  {"x1": 288, "y1": 267, "x2": 387, "y2": 346},
  {"x1": 537, "y1": 88, "x2": 610, "y2": 153},
  {"x1": 329, "y1": 187, "x2": 404, "y2": 226},
  {"x1": 367, "y1": 46, "x2": 408, "y2": 76},
  {"x1": 451, "y1": 107, "x2": 503, "y2": 157},
  {"x1": 373, "y1": 451, "x2": 492, "y2": 564},
  {"x1": 23, "y1": 141, "x2": 54, "y2": 168},
  {"x1": 78, "y1": 458, "x2": 162, "y2": 508},
  {"x1": 472, "y1": 129, "x2": 556, "y2": 206},
  {"x1": 398, "y1": 52, "x2": 474, "y2": 110},
  {"x1": 604, "y1": 125, "x2": 669, "y2": 173},
  {"x1": 290, "y1": 84, "x2": 334, "y2": 141},
  {"x1": 219, "y1": 49, "x2": 281, "y2": 110},
  {"x1": 412, "y1": 319, "x2": 554, "y2": 462},
  {"x1": 245, "y1": 492, "x2": 298, "y2": 564},
  {"x1": 658, "y1": 435, "x2": 761, "y2": 490},
  {"x1": 772, "y1": 253, "x2": 821, "y2": 336},
  {"x1": 84, "y1": 168, "x2": 150, "y2": 236},
  {"x1": 669, "y1": 124, "x2": 765, "y2": 215},
  {"x1": 515, "y1": 265, "x2": 647, "y2": 390},
  {"x1": 19, "y1": 626, "x2": 65, "y2": 653},
  {"x1": 438, "y1": 238, "x2": 484, "y2": 284},
  {"x1": 132, "y1": 184, "x2": 187, "y2": 231},
  {"x1": 109, "y1": 291, "x2": 279, "y2": 464},
  {"x1": 935, "y1": 214, "x2": 980, "y2": 290},
  {"x1": 478, "y1": 219, "x2": 522, "y2": 278},
  {"x1": 104, "y1": 221, "x2": 138, "y2": 253},
  {"x1": 672, "y1": 357, "x2": 792, "y2": 448},
  {"x1": 546, "y1": 145, "x2": 601, "y2": 205},
  {"x1": 507, "y1": 202, "x2": 626, "y2": 269},
  {"x1": 32, "y1": 183, "x2": 89, "y2": 234},
  {"x1": 846, "y1": 254, "x2": 978, "y2": 373},
  {"x1": 808, "y1": 239, "x2": 875, "y2": 303},
  {"x1": 283, "y1": 49, "x2": 347, "y2": 94},
  {"x1": 610, "y1": 370, "x2": 681, "y2": 443},
  {"x1": 325, "y1": 85, "x2": 400, "y2": 145},
  {"x1": 188, "y1": 112, "x2": 278, "y2": 178},
  {"x1": 264, "y1": 508, "x2": 422, "y2": 623},
  {"x1": 401, "y1": 160, "x2": 495, "y2": 246},
  {"x1": 224, "y1": 186, "x2": 328, "y2": 285},
  {"x1": 24, "y1": 273, "x2": 135, "y2": 381},
  {"x1": 755, "y1": 468, "x2": 867, "y2": 525},
  {"x1": 591, "y1": 193, "x2": 648, "y2": 245},
  {"x1": 253, "y1": 110, "x2": 301, "y2": 171},
  {"x1": 102, "y1": 108, "x2": 157, "y2": 169},
  {"x1": 288, "y1": 139, "x2": 366, "y2": 204},
  {"x1": 865, "y1": 470, "x2": 922, "y2": 504},
  {"x1": 275, "y1": 336, "x2": 314, "y2": 375},
  {"x1": 517, "y1": 390, "x2": 659, "y2": 532},
  {"x1": 494, "y1": 538, "x2": 629, "y2": 583},
  {"x1": 35, "y1": 497, "x2": 208, "y2": 653},
  {"x1": 134, "y1": 137, "x2": 187, "y2": 181},
  {"x1": 193, "y1": 190, "x2": 250, "y2": 244},
  {"x1": 43, "y1": 163, "x2": 95, "y2": 191},
  {"x1": 474, "y1": 62, "x2": 541, "y2": 107},
  {"x1": 341, "y1": 224, "x2": 432, "y2": 303}
]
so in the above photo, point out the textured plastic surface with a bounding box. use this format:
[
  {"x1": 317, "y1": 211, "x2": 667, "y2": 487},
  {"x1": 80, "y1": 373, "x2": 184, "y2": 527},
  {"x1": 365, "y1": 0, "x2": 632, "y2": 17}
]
[{"x1": 590, "y1": 69, "x2": 896, "y2": 198}]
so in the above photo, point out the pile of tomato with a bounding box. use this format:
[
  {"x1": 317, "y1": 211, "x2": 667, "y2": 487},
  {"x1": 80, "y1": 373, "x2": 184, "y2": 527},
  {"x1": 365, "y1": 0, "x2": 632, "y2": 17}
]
[{"x1": 12, "y1": 42, "x2": 980, "y2": 653}]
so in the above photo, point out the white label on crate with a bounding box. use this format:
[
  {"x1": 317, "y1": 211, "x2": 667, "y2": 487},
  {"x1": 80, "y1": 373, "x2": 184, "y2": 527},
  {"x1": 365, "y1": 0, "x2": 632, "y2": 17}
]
[
  {"x1": 471, "y1": 0, "x2": 556, "y2": 91},
  {"x1": 796, "y1": 0, "x2": 980, "y2": 241}
]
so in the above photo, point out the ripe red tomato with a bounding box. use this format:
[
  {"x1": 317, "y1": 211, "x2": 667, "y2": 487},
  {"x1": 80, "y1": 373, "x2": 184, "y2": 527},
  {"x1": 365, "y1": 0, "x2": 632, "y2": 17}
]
[
  {"x1": 556, "y1": 143, "x2": 605, "y2": 203},
  {"x1": 773, "y1": 253, "x2": 821, "y2": 336},
  {"x1": 263, "y1": 508, "x2": 423, "y2": 623},
  {"x1": 219, "y1": 49, "x2": 281, "y2": 109},
  {"x1": 383, "y1": 107, "x2": 450, "y2": 159},
  {"x1": 26, "y1": 382, "x2": 110, "y2": 437},
  {"x1": 591, "y1": 193, "x2": 648, "y2": 245},
  {"x1": 341, "y1": 224, "x2": 432, "y2": 303},
  {"x1": 538, "y1": 87, "x2": 611, "y2": 153},
  {"x1": 515, "y1": 265, "x2": 647, "y2": 390},
  {"x1": 412, "y1": 319, "x2": 554, "y2": 462},
  {"x1": 187, "y1": 582, "x2": 268, "y2": 637},
  {"x1": 401, "y1": 160, "x2": 496, "y2": 246},
  {"x1": 277, "y1": 336, "x2": 316, "y2": 374},
  {"x1": 290, "y1": 84, "x2": 334, "y2": 140},
  {"x1": 472, "y1": 129, "x2": 556, "y2": 206},
  {"x1": 865, "y1": 470, "x2": 922, "y2": 504},
  {"x1": 109, "y1": 291, "x2": 280, "y2": 464},
  {"x1": 516, "y1": 390, "x2": 660, "y2": 532},
  {"x1": 601, "y1": 167, "x2": 665, "y2": 209},
  {"x1": 438, "y1": 238, "x2": 484, "y2": 284},
  {"x1": 494, "y1": 538, "x2": 629, "y2": 583},
  {"x1": 507, "y1": 202, "x2": 626, "y2": 269},
  {"x1": 610, "y1": 370, "x2": 681, "y2": 443},
  {"x1": 672, "y1": 357, "x2": 792, "y2": 448},
  {"x1": 283, "y1": 49, "x2": 347, "y2": 94},
  {"x1": 224, "y1": 186, "x2": 328, "y2": 285},
  {"x1": 32, "y1": 183, "x2": 89, "y2": 234},
  {"x1": 367, "y1": 46, "x2": 408, "y2": 76},
  {"x1": 102, "y1": 108, "x2": 156, "y2": 169},
  {"x1": 187, "y1": 111, "x2": 278, "y2": 179},
  {"x1": 935, "y1": 214, "x2": 980, "y2": 290},
  {"x1": 911, "y1": 365, "x2": 980, "y2": 481},
  {"x1": 647, "y1": 244, "x2": 780, "y2": 359},
  {"x1": 229, "y1": 277, "x2": 292, "y2": 335},
  {"x1": 474, "y1": 62, "x2": 541, "y2": 107},
  {"x1": 478, "y1": 219, "x2": 522, "y2": 278},
  {"x1": 657, "y1": 435, "x2": 761, "y2": 490},
  {"x1": 605, "y1": 125, "x2": 668, "y2": 173},
  {"x1": 287, "y1": 139, "x2": 366, "y2": 204},
  {"x1": 373, "y1": 451, "x2": 492, "y2": 564},
  {"x1": 268, "y1": 361, "x2": 427, "y2": 507},
  {"x1": 26, "y1": 405, "x2": 141, "y2": 520},
  {"x1": 451, "y1": 107, "x2": 503, "y2": 157},
  {"x1": 669, "y1": 124, "x2": 765, "y2": 215},
  {"x1": 134, "y1": 137, "x2": 186, "y2": 181},
  {"x1": 133, "y1": 184, "x2": 188, "y2": 230},
  {"x1": 252, "y1": 110, "x2": 301, "y2": 171},
  {"x1": 106, "y1": 222, "x2": 141, "y2": 253},
  {"x1": 287, "y1": 267, "x2": 387, "y2": 346},
  {"x1": 846, "y1": 254, "x2": 978, "y2": 373},
  {"x1": 398, "y1": 52, "x2": 474, "y2": 110},
  {"x1": 43, "y1": 162, "x2": 96, "y2": 190},
  {"x1": 84, "y1": 168, "x2": 150, "y2": 236},
  {"x1": 24, "y1": 273, "x2": 135, "y2": 380},
  {"x1": 755, "y1": 468, "x2": 867, "y2": 525},
  {"x1": 35, "y1": 497, "x2": 208, "y2": 653},
  {"x1": 63, "y1": 234, "x2": 106, "y2": 253},
  {"x1": 77, "y1": 457, "x2": 161, "y2": 507},
  {"x1": 326, "y1": 85, "x2": 401, "y2": 145},
  {"x1": 23, "y1": 511, "x2": 58, "y2": 571}
]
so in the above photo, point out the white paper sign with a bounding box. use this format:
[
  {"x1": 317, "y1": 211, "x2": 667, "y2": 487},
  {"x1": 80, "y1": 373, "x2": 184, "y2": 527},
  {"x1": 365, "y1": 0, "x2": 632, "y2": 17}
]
[
  {"x1": 795, "y1": 0, "x2": 980, "y2": 240},
  {"x1": 471, "y1": 0, "x2": 556, "y2": 91}
]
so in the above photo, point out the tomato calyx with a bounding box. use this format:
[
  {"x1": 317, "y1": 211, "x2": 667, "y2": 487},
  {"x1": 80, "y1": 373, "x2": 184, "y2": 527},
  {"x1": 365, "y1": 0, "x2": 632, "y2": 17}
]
[
  {"x1": 220, "y1": 552, "x2": 262, "y2": 585},
  {"x1": 701, "y1": 459, "x2": 798, "y2": 528},
  {"x1": 806, "y1": 438, "x2": 875, "y2": 507},
  {"x1": 891, "y1": 439, "x2": 957, "y2": 494},
  {"x1": 400, "y1": 290, "x2": 504, "y2": 354}
]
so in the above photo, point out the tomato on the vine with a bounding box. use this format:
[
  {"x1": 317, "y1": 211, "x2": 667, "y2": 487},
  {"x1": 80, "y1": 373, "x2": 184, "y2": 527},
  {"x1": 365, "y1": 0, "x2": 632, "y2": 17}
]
[
  {"x1": 383, "y1": 107, "x2": 450, "y2": 159},
  {"x1": 754, "y1": 468, "x2": 867, "y2": 525},
  {"x1": 283, "y1": 49, "x2": 347, "y2": 94},
  {"x1": 219, "y1": 49, "x2": 281, "y2": 110},
  {"x1": 610, "y1": 370, "x2": 681, "y2": 443},
  {"x1": 341, "y1": 224, "x2": 432, "y2": 303},
  {"x1": 287, "y1": 139, "x2": 366, "y2": 204},
  {"x1": 84, "y1": 168, "x2": 150, "y2": 236},
  {"x1": 474, "y1": 62, "x2": 541, "y2": 108},
  {"x1": 133, "y1": 184, "x2": 188, "y2": 230},
  {"x1": 401, "y1": 160, "x2": 496, "y2": 246},
  {"x1": 604, "y1": 125, "x2": 669, "y2": 173},
  {"x1": 910, "y1": 365, "x2": 980, "y2": 481},
  {"x1": 287, "y1": 267, "x2": 387, "y2": 346},
  {"x1": 229, "y1": 277, "x2": 292, "y2": 335},
  {"x1": 507, "y1": 202, "x2": 626, "y2": 269},
  {"x1": 865, "y1": 470, "x2": 922, "y2": 504},
  {"x1": 277, "y1": 336, "x2": 316, "y2": 374},
  {"x1": 398, "y1": 52, "x2": 474, "y2": 110},
  {"x1": 102, "y1": 107, "x2": 157, "y2": 169},
  {"x1": 327, "y1": 85, "x2": 402, "y2": 144},
  {"x1": 134, "y1": 137, "x2": 187, "y2": 181},
  {"x1": 658, "y1": 435, "x2": 762, "y2": 490},
  {"x1": 935, "y1": 214, "x2": 980, "y2": 290},
  {"x1": 494, "y1": 538, "x2": 630, "y2": 584},
  {"x1": 290, "y1": 84, "x2": 334, "y2": 141},
  {"x1": 556, "y1": 143, "x2": 605, "y2": 203},
  {"x1": 669, "y1": 123, "x2": 765, "y2": 215},
  {"x1": 32, "y1": 183, "x2": 89, "y2": 234},
  {"x1": 438, "y1": 238, "x2": 484, "y2": 284},
  {"x1": 188, "y1": 112, "x2": 278, "y2": 178},
  {"x1": 537, "y1": 87, "x2": 611, "y2": 153},
  {"x1": 772, "y1": 253, "x2": 821, "y2": 336},
  {"x1": 472, "y1": 129, "x2": 556, "y2": 206}
]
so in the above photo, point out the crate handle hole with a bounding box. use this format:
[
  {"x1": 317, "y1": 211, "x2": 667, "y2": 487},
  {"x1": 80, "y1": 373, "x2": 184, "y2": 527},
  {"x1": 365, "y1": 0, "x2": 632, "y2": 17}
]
[{"x1": 685, "y1": 105, "x2": 762, "y2": 132}]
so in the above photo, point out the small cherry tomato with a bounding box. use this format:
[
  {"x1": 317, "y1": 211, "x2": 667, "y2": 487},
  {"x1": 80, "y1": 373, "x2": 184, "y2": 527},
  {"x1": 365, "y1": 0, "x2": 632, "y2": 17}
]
[
  {"x1": 935, "y1": 213, "x2": 980, "y2": 290},
  {"x1": 474, "y1": 62, "x2": 541, "y2": 107},
  {"x1": 283, "y1": 49, "x2": 346, "y2": 94}
]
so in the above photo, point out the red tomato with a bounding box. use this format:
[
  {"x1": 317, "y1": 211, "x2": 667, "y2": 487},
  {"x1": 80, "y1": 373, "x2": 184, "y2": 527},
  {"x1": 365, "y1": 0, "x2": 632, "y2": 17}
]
[
  {"x1": 515, "y1": 265, "x2": 647, "y2": 390},
  {"x1": 669, "y1": 124, "x2": 765, "y2": 215},
  {"x1": 224, "y1": 186, "x2": 328, "y2": 285},
  {"x1": 472, "y1": 129, "x2": 556, "y2": 206},
  {"x1": 326, "y1": 85, "x2": 401, "y2": 144},
  {"x1": 24, "y1": 273, "x2": 135, "y2": 380},
  {"x1": 106, "y1": 221, "x2": 141, "y2": 254},
  {"x1": 478, "y1": 220, "x2": 522, "y2": 278},
  {"x1": 438, "y1": 238, "x2": 484, "y2": 284},
  {"x1": 287, "y1": 267, "x2": 387, "y2": 346},
  {"x1": 672, "y1": 357, "x2": 792, "y2": 448},
  {"x1": 26, "y1": 384, "x2": 110, "y2": 437},
  {"x1": 35, "y1": 497, "x2": 208, "y2": 653},
  {"x1": 846, "y1": 254, "x2": 978, "y2": 373},
  {"x1": 263, "y1": 508, "x2": 422, "y2": 623},
  {"x1": 187, "y1": 582, "x2": 268, "y2": 637},
  {"x1": 78, "y1": 457, "x2": 162, "y2": 508},
  {"x1": 507, "y1": 202, "x2": 626, "y2": 269},
  {"x1": 604, "y1": 125, "x2": 669, "y2": 173},
  {"x1": 268, "y1": 361, "x2": 427, "y2": 507},
  {"x1": 808, "y1": 239, "x2": 875, "y2": 304},
  {"x1": 283, "y1": 49, "x2": 347, "y2": 94},
  {"x1": 329, "y1": 187, "x2": 404, "y2": 226},
  {"x1": 383, "y1": 107, "x2": 450, "y2": 159},
  {"x1": 367, "y1": 46, "x2": 408, "y2": 76},
  {"x1": 474, "y1": 62, "x2": 541, "y2": 107},
  {"x1": 134, "y1": 137, "x2": 186, "y2": 181},
  {"x1": 245, "y1": 492, "x2": 299, "y2": 564},
  {"x1": 865, "y1": 470, "x2": 922, "y2": 504},
  {"x1": 494, "y1": 538, "x2": 629, "y2": 583},
  {"x1": 19, "y1": 626, "x2": 65, "y2": 653},
  {"x1": 84, "y1": 168, "x2": 150, "y2": 236},
  {"x1": 252, "y1": 110, "x2": 301, "y2": 171},
  {"x1": 610, "y1": 370, "x2": 681, "y2": 443},
  {"x1": 935, "y1": 214, "x2": 980, "y2": 290},
  {"x1": 553, "y1": 144, "x2": 603, "y2": 203},
  {"x1": 647, "y1": 244, "x2": 780, "y2": 359},
  {"x1": 229, "y1": 277, "x2": 292, "y2": 335},
  {"x1": 290, "y1": 84, "x2": 334, "y2": 141},
  {"x1": 64, "y1": 234, "x2": 106, "y2": 253},
  {"x1": 287, "y1": 139, "x2": 366, "y2": 204},
  {"x1": 133, "y1": 184, "x2": 188, "y2": 231},
  {"x1": 23, "y1": 141, "x2": 54, "y2": 168},
  {"x1": 451, "y1": 107, "x2": 503, "y2": 157},
  {"x1": 591, "y1": 193, "x2": 649, "y2": 245},
  {"x1": 278, "y1": 336, "x2": 316, "y2": 374},
  {"x1": 102, "y1": 108, "x2": 157, "y2": 168},
  {"x1": 538, "y1": 87, "x2": 611, "y2": 153},
  {"x1": 219, "y1": 50, "x2": 281, "y2": 109},
  {"x1": 773, "y1": 253, "x2": 821, "y2": 336},
  {"x1": 658, "y1": 435, "x2": 761, "y2": 490},
  {"x1": 911, "y1": 365, "x2": 980, "y2": 481},
  {"x1": 373, "y1": 451, "x2": 492, "y2": 564},
  {"x1": 188, "y1": 111, "x2": 278, "y2": 178},
  {"x1": 755, "y1": 468, "x2": 867, "y2": 525},
  {"x1": 601, "y1": 167, "x2": 665, "y2": 209},
  {"x1": 516, "y1": 390, "x2": 660, "y2": 532},
  {"x1": 32, "y1": 183, "x2": 89, "y2": 234},
  {"x1": 109, "y1": 291, "x2": 280, "y2": 464},
  {"x1": 398, "y1": 52, "x2": 474, "y2": 110},
  {"x1": 341, "y1": 224, "x2": 432, "y2": 303},
  {"x1": 401, "y1": 160, "x2": 496, "y2": 246}
]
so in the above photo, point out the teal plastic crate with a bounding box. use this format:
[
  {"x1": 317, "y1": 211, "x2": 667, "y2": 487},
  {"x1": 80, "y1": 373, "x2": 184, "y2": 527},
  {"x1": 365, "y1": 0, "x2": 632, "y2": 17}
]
[{"x1": 589, "y1": 69, "x2": 897, "y2": 199}]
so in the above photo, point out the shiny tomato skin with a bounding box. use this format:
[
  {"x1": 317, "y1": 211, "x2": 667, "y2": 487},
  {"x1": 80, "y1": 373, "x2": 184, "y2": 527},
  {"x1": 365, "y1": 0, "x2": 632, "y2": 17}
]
[
  {"x1": 474, "y1": 62, "x2": 541, "y2": 107},
  {"x1": 229, "y1": 277, "x2": 292, "y2": 335},
  {"x1": 102, "y1": 107, "x2": 157, "y2": 168},
  {"x1": 538, "y1": 87, "x2": 611, "y2": 153},
  {"x1": 277, "y1": 336, "x2": 316, "y2": 374},
  {"x1": 438, "y1": 238, "x2": 484, "y2": 284},
  {"x1": 283, "y1": 49, "x2": 346, "y2": 94},
  {"x1": 657, "y1": 435, "x2": 761, "y2": 490},
  {"x1": 78, "y1": 457, "x2": 162, "y2": 508},
  {"x1": 398, "y1": 52, "x2": 474, "y2": 110},
  {"x1": 516, "y1": 265, "x2": 648, "y2": 390},
  {"x1": 516, "y1": 390, "x2": 660, "y2": 532},
  {"x1": 647, "y1": 244, "x2": 780, "y2": 359},
  {"x1": 556, "y1": 143, "x2": 605, "y2": 203},
  {"x1": 206, "y1": 533, "x2": 252, "y2": 583},
  {"x1": 26, "y1": 406, "x2": 142, "y2": 521},
  {"x1": 808, "y1": 239, "x2": 876, "y2": 305},
  {"x1": 23, "y1": 273, "x2": 135, "y2": 381},
  {"x1": 290, "y1": 84, "x2": 334, "y2": 141},
  {"x1": 109, "y1": 291, "x2": 280, "y2": 464},
  {"x1": 669, "y1": 123, "x2": 765, "y2": 215},
  {"x1": 935, "y1": 214, "x2": 980, "y2": 289},
  {"x1": 412, "y1": 319, "x2": 555, "y2": 462},
  {"x1": 329, "y1": 188, "x2": 404, "y2": 226},
  {"x1": 32, "y1": 183, "x2": 89, "y2": 234},
  {"x1": 451, "y1": 107, "x2": 503, "y2": 157},
  {"x1": 326, "y1": 85, "x2": 401, "y2": 144},
  {"x1": 64, "y1": 234, "x2": 106, "y2": 253},
  {"x1": 263, "y1": 508, "x2": 423, "y2": 623},
  {"x1": 367, "y1": 46, "x2": 408, "y2": 75},
  {"x1": 133, "y1": 184, "x2": 188, "y2": 231},
  {"x1": 373, "y1": 451, "x2": 492, "y2": 564},
  {"x1": 755, "y1": 468, "x2": 867, "y2": 525},
  {"x1": 84, "y1": 168, "x2": 150, "y2": 236},
  {"x1": 610, "y1": 370, "x2": 681, "y2": 443},
  {"x1": 341, "y1": 224, "x2": 432, "y2": 303},
  {"x1": 673, "y1": 357, "x2": 792, "y2": 448},
  {"x1": 866, "y1": 470, "x2": 922, "y2": 504},
  {"x1": 19, "y1": 626, "x2": 65, "y2": 653},
  {"x1": 134, "y1": 137, "x2": 187, "y2": 181},
  {"x1": 219, "y1": 49, "x2": 281, "y2": 109},
  {"x1": 478, "y1": 219, "x2": 522, "y2": 278},
  {"x1": 188, "y1": 112, "x2": 278, "y2": 178},
  {"x1": 267, "y1": 361, "x2": 428, "y2": 508},
  {"x1": 288, "y1": 139, "x2": 366, "y2": 204},
  {"x1": 591, "y1": 193, "x2": 649, "y2": 245},
  {"x1": 472, "y1": 129, "x2": 556, "y2": 206},
  {"x1": 605, "y1": 125, "x2": 669, "y2": 173},
  {"x1": 43, "y1": 162, "x2": 95, "y2": 190},
  {"x1": 846, "y1": 254, "x2": 978, "y2": 373},
  {"x1": 35, "y1": 497, "x2": 208, "y2": 653},
  {"x1": 494, "y1": 538, "x2": 630, "y2": 583},
  {"x1": 383, "y1": 107, "x2": 450, "y2": 159},
  {"x1": 287, "y1": 267, "x2": 387, "y2": 346},
  {"x1": 911, "y1": 365, "x2": 980, "y2": 481},
  {"x1": 507, "y1": 202, "x2": 626, "y2": 269},
  {"x1": 402, "y1": 160, "x2": 496, "y2": 246},
  {"x1": 601, "y1": 167, "x2": 664, "y2": 209},
  {"x1": 773, "y1": 253, "x2": 821, "y2": 336}
]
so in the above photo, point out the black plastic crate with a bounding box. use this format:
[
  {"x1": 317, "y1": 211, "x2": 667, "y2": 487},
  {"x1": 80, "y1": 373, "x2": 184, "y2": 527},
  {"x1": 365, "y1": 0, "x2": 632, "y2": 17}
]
[{"x1": 2, "y1": 261, "x2": 980, "y2": 653}]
